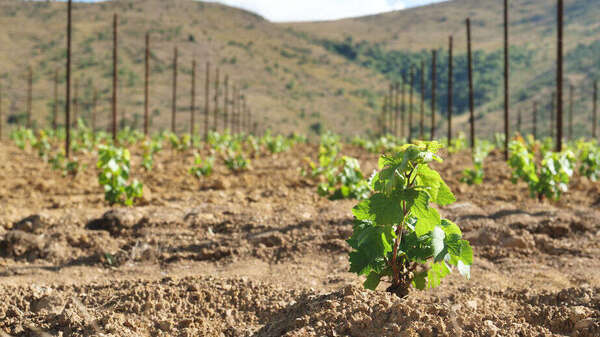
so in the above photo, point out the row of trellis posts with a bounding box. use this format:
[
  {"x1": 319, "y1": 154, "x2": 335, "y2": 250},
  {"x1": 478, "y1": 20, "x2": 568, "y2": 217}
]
[
  {"x1": 0, "y1": 0, "x2": 257, "y2": 158},
  {"x1": 380, "y1": 0, "x2": 598, "y2": 158},
  {"x1": 1, "y1": 1, "x2": 599, "y2": 159}
]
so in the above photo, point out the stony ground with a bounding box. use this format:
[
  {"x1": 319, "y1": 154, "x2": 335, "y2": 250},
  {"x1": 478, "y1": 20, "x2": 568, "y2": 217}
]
[{"x1": 0, "y1": 143, "x2": 599, "y2": 337}]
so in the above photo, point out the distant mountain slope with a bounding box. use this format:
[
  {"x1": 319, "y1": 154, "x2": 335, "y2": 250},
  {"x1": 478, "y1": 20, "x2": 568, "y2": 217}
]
[
  {"x1": 0, "y1": 0, "x2": 389, "y2": 137},
  {"x1": 287, "y1": 0, "x2": 600, "y2": 138},
  {"x1": 287, "y1": 0, "x2": 600, "y2": 52}
]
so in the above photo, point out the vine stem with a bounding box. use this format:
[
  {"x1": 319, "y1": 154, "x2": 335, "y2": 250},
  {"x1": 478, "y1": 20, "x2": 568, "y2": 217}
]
[
  {"x1": 390, "y1": 164, "x2": 417, "y2": 287},
  {"x1": 390, "y1": 219, "x2": 403, "y2": 286}
]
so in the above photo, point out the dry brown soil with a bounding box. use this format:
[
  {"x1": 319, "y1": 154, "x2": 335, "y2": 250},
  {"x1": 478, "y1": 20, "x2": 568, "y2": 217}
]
[{"x1": 0, "y1": 143, "x2": 599, "y2": 337}]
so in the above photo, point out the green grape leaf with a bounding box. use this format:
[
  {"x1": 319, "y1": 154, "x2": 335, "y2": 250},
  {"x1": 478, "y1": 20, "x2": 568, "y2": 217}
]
[
  {"x1": 416, "y1": 165, "x2": 455, "y2": 206},
  {"x1": 440, "y1": 219, "x2": 462, "y2": 236},
  {"x1": 107, "y1": 159, "x2": 119, "y2": 173},
  {"x1": 354, "y1": 193, "x2": 404, "y2": 225},
  {"x1": 447, "y1": 239, "x2": 473, "y2": 279},
  {"x1": 374, "y1": 166, "x2": 405, "y2": 195},
  {"x1": 410, "y1": 191, "x2": 441, "y2": 237},
  {"x1": 457, "y1": 260, "x2": 471, "y2": 279},
  {"x1": 378, "y1": 155, "x2": 389, "y2": 169},
  {"x1": 459, "y1": 240, "x2": 473, "y2": 265},
  {"x1": 400, "y1": 230, "x2": 433, "y2": 263},
  {"x1": 348, "y1": 225, "x2": 395, "y2": 275},
  {"x1": 401, "y1": 146, "x2": 422, "y2": 166},
  {"x1": 412, "y1": 271, "x2": 427, "y2": 290},
  {"x1": 445, "y1": 234, "x2": 463, "y2": 257},
  {"x1": 364, "y1": 272, "x2": 382, "y2": 290},
  {"x1": 436, "y1": 181, "x2": 456, "y2": 206},
  {"x1": 348, "y1": 250, "x2": 373, "y2": 275},
  {"x1": 352, "y1": 200, "x2": 375, "y2": 221},
  {"x1": 427, "y1": 261, "x2": 450, "y2": 289},
  {"x1": 431, "y1": 226, "x2": 446, "y2": 262}
]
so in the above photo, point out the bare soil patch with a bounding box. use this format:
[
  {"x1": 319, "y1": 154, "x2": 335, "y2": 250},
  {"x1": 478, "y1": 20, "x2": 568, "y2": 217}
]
[{"x1": 1, "y1": 144, "x2": 599, "y2": 336}]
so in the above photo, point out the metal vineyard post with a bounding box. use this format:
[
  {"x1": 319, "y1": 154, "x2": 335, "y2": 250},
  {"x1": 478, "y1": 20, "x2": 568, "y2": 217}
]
[
  {"x1": 213, "y1": 67, "x2": 220, "y2": 132},
  {"x1": 112, "y1": 13, "x2": 118, "y2": 143},
  {"x1": 26, "y1": 66, "x2": 32, "y2": 129},
  {"x1": 430, "y1": 50, "x2": 436, "y2": 141},
  {"x1": 466, "y1": 18, "x2": 475, "y2": 150},
  {"x1": 420, "y1": 59, "x2": 425, "y2": 140},
  {"x1": 556, "y1": 0, "x2": 564, "y2": 151},
  {"x1": 408, "y1": 67, "x2": 415, "y2": 143},
  {"x1": 66, "y1": 0, "x2": 73, "y2": 156},
  {"x1": 191, "y1": 59, "x2": 196, "y2": 136},
  {"x1": 53, "y1": 69, "x2": 58, "y2": 131},
  {"x1": 204, "y1": 61, "x2": 210, "y2": 141},
  {"x1": 503, "y1": 0, "x2": 510, "y2": 159},
  {"x1": 172, "y1": 47, "x2": 178, "y2": 133},
  {"x1": 447, "y1": 36, "x2": 453, "y2": 147},
  {"x1": 144, "y1": 32, "x2": 150, "y2": 136}
]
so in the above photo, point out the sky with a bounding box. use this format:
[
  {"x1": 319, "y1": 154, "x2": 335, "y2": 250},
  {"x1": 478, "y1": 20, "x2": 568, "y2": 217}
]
[
  {"x1": 75, "y1": 0, "x2": 446, "y2": 22},
  {"x1": 202, "y1": 0, "x2": 446, "y2": 22}
]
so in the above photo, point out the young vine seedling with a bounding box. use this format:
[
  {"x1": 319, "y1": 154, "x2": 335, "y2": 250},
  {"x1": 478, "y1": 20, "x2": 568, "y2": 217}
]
[
  {"x1": 302, "y1": 132, "x2": 341, "y2": 178},
  {"x1": 576, "y1": 140, "x2": 600, "y2": 181},
  {"x1": 445, "y1": 132, "x2": 468, "y2": 154},
  {"x1": 10, "y1": 127, "x2": 36, "y2": 150},
  {"x1": 508, "y1": 140, "x2": 575, "y2": 201},
  {"x1": 32, "y1": 130, "x2": 52, "y2": 161},
  {"x1": 461, "y1": 141, "x2": 494, "y2": 185},
  {"x1": 141, "y1": 138, "x2": 163, "y2": 171},
  {"x1": 224, "y1": 151, "x2": 250, "y2": 172},
  {"x1": 262, "y1": 131, "x2": 291, "y2": 154},
  {"x1": 317, "y1": 156, "x2": 370, "y2": 200},
  {"x1": 348, "y1": 141, "x2": 472, "y2": 297},
  {"x1": 97, "y1": 145, "x2": 143, "y2": 206},
  {"x1": 190, "y1": 154, "x2": 215, "y2": 177}
]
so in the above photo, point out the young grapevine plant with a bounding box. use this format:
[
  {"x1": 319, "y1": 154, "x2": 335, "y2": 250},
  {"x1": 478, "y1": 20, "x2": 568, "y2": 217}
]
[
  {"x1": 49, "y1": 150, "x2": 85, "y2": 177},
  {"x1": 317, "y1": 156, "x2": 370, "y2": 200},
  {"x1": 445, "y1": 132, "x2": 468, "y2": 154},
  {"x1": 302, "y1": 132, "x2": 341, "y2": 178},
  {"x1": 576, "y1": 141, "x2": 600, "y2": 181},
  {"x1": 262, "y1": 131, "x2": 291, "y2": 154},
  {"x1": 461, "y1": 141, "x2": 494, "y2": 185},
  {"x1": 348, "y1": 142, "x2": 472, "y2": 297},
  {"x1": 508, "y1": 140, "x2": 575, "y2": 201},
  {"x1": 141, "y1": 138, "x2": 163, "y2": 171},
  {"x1": 10, "y1": 127, "x2": 36, "y2": 150},
  {"x1": 224, "y1": 152, "x2": 250, "y2": 172},
  {"x1": 32, "y1": 130, "x2": 52, "y2": 161},
  {"x1": 97, "y1": 145, "x2": 143, "y2": 206},
  {"x1": 190, "y1": 154, "x2": 215, "y2": 177},
  {"x1": 166, "y1": 132, "x2": 191, "y2": 152},
  {"x1": 352, "y1": 135, "x2": 402, "y2": 154}
]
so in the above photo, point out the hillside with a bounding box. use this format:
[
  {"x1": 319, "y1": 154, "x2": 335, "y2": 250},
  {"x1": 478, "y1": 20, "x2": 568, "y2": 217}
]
[
  {"x1": 0, "y1": 0, "x2": 599, "y2": 139},
  {"x1": 287, "y1": 0, "x2": 600, "y2": 139},
  {"x1": 0, "y1": 0, "x2": 388, "y2": 137},
  {"x1": 287, "y1": 0, "x2": 600, "y2": 51}
]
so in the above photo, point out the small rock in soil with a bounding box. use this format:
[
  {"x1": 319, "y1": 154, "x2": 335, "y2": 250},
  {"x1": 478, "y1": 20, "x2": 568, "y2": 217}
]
[
  {"x1": 86, "y1": 208, "x2": 143, "y2": 235},
  {"x1": 13, "y1": 214, "x2": 47, "y2": 234}
]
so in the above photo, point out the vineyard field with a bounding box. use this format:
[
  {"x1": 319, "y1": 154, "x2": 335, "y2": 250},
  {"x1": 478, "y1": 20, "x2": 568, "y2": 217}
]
[{"x1": 0, "y1": 135, "x2": 598, "y2": 336}]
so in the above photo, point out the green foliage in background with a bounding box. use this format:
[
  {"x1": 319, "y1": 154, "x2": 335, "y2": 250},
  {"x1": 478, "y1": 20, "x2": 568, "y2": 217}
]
[
  {"x1": 141, "y1": 137, "x2": 163, "y2": 171},
  {"x1": 575, "y1": 140, "x2": 600, "y2": 181},
  {"x1": 461, "y1": 141, "x2": 494, "y2": 185},
  {"x1": 224, "y1": 152, "x2": 250, "y2": 172},
  {"x1": 190, "y1": 154, "x2": 215, "y2": 177},
  {"x1": 508, "y1": 140, "x2": 575, "y2": 201},
  {"x1": 97, "y1": 145, "x2": 143, "y2": 206},
  {"x1": 317, "y1": 156, "x2": 370, "y2": 200}
]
